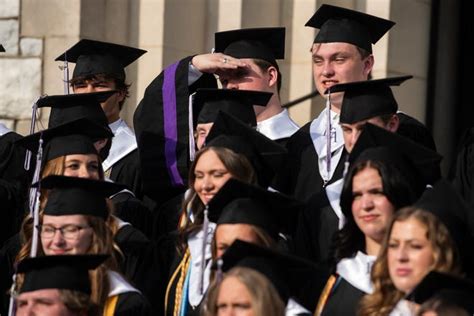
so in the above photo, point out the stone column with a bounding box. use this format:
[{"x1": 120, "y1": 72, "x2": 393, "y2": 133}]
[{"x1": 0, "y1": 0, "x2": 42, "y2": 134}]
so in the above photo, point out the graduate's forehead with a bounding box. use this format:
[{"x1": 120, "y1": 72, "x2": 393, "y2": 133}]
[{"x1": 311, "y1": 42, "x2": 362, "y2": 58}]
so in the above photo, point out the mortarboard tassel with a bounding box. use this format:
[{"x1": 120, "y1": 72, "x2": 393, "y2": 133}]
[
  {"x1": 325, "y1": 91, "x2": 332, "y2": 184},
  {"x1": 29, "y1": 136, "x2": 43, "y2": 257},
  {"x1": 189, "y1": 93, "x2": 196, "y2": 161},
  {"x1": 216, "y1": 258, "x2": 224, "y2": 284},
  {"x1": 7, "y1": 272, "x2": 17, "y2": 316},
  {"x1": 24, "y1": 96, "x2": 43, "y2": 171},
  {"x1": 59, "y1": 51, "x2": 70, "y2": 95},
  {"x1": 199, "y1": 205, "x2": 210, "y2": 295},
  {"x1": 343, "y1": 155, "x2": 350, "y2": 180}
]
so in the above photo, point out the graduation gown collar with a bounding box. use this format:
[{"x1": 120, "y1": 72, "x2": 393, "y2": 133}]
[
  {"x1": 103, "y1": 119, "x2": 138, "y2": 172},
  {"x1": 0, "y1": 123, "x2": 12, "y2": 136},
  {"x1": 389, "y1": 299, "x2": 416, "y2": 316},
  {"x1": 286, "y1": 298, "x2": 311, "y2": 316},
  {"x1": 112, "y1": 215, "x2": 131, "y2": 230},
  {"x1": 107, "y1": 270, "x2": 141, "y2": 296},
  {"x1": 325, "y1": 178, "x2": 345, "y2": 229},
  {"x1": 187, "y1": 222, "x2": 216, "y2": 307},
  {"x1": 257, "y1": 109, "x2": 299, "y2": 141},
  {"x1": 336, "y1": 251, "x2": 376, "y2": 294},
  {"x1": 310, "y1": 108, "x2": 344, "y2": 182}
]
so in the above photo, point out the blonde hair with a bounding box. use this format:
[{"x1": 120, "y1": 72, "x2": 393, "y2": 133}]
[
  {"x1": 203, "y1": 267, "x2": 285, "y2": 316},
  {"x1": 358, "y1": 207, "x2": 462, "y2": 316}
]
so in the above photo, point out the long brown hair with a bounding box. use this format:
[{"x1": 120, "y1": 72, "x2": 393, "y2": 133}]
[
  {"x1": 357, "y1": 207, "x2": 462, "y2": 316},
  {"x1": 177, "y1": 146, "x2": 257, "y2": 254}
]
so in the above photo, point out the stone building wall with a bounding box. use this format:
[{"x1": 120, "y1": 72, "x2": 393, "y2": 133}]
[
  {"x1": 0, "y1": 0, "x2": 42, "y2": 133},
  {"x1": 0, "y1": 0, "x2": 432, "y2": 135}
]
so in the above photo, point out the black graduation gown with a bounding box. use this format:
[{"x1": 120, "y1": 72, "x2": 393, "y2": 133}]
[
  {"x1": 320, "y1": 277, "x2": 365, "y2": 316},
  {"x1": 274, "y1": 136, "x2": 291, "y2": 147},
  {"x1": 109, "y1": 149, "x2": 144, "y2": 200},
  {"x1": 396, "y1": 112, "x2": 437, "y2": 152},
  {"x1": 133, "y1": 56, "x2": 217, "y2": 208},
  {"x1": 112, "y1": 191, "x2": 154, "y2": 239},
  {"x1": 132, "y1": 232, "x2": 180, "y2": 316},
  {"x1": 273, "y1": 123, "x2": 347, "y2": 202},
  {"x1": 114, "y1": 224, "x2": 150, "y2": 286},
  {"x1": 113, "y1": 291, "x2": 152, "y2": 316},
  {"x1": 0, "y1": 132, "x2": 31, "y2": 246},
  {"x1": 0, "y1": 234, "x2": 20, "y2": 315},
  {"x1": 293, "y1": 192, "x2": 339, "y2": 265},
  {"x1": 151, "y1": 193, "x2": 185, "y2": 242}
]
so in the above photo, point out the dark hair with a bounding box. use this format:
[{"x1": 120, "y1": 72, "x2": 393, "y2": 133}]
[
  {"x1": 356, "y1": 47, "x2": 371, "y2": 60},
  {"x1": 70, "y1": 73, "x2": 131, "y2": 110},
  {"x1": 356, "y1": 46, "x2": 372, "y2": 80},
  {"x1": 253, "y1": 59, "x2": 282, "y2": 93},
  {"x1": 378, "y1": 113, "x2": 397, "y2": 125},
  {"x1": 330, "y1": 159, "x2": 417, "y2": 268}
]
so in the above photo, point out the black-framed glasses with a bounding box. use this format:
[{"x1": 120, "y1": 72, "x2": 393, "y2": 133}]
[{"x1": 37, "y1": 224, "x2": 91, "y2": 240}]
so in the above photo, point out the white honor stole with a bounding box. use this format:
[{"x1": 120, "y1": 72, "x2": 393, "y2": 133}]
[
  {"x1": 310, "y1": 108, "x2": 344, "y2": 183},
  {"x1": 103, "y1": 119, "x2": 138, "y2": 173}
]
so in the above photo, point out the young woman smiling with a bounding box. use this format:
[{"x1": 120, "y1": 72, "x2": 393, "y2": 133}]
[{"x1": 163, "y1": 112, "x2": 286, "y2": 316}]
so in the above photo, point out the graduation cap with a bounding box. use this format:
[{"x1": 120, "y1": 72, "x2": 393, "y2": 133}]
[
  {"x1": 16, "y1": 118, "x2": 113, "y2": 163},
  {"x1": 17, "y1": 254, "x2": 107, "y2": 294},
  {"x1": 349, "y1": 123, "x2": 442, "y2": 191},
  {"x1": 218, "y1": 239, "x2": 329, "y2": 304},
  {"x1": 207, "y1": 179, "x2": 301, "y2": 240},
  {"x1": 406, "y1": 271, "x2": 474, "y2": 314},
  {"x1": 325, "y1": 75, "x2": 413, "y2": 124},
  {"x1": 205, "y1": 111, "x2": 287, "y2": 188},
  {"x1": 55, "y1": 39, "x2": 147, "y2": 79},
  {"x1": 305, "y1": 4, "x2": 395, "y2": 53},
  {"x1": 195, "y1": 88, "x2": 272, "y2": 126},
  {"x1": 214, "y1": 27, "x2": 285, "y2": 66},
  {"x1": 37, "y1": 175, "x2": 126, "y2": 219},
  {"x1": 37, "y1": 91, "x2": 115, "y2": 129},
  {"x1": 414, "y1": 179, "x2": 473, "y2": 273}
]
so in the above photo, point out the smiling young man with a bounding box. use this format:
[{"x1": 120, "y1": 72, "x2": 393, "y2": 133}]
[{"x1": 273, "y1": 4, "x2": 395, "y2": 202}]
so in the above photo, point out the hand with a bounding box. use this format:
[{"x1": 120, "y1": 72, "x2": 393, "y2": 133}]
[{"x1": 191, "y1": 53, "x2": 247, "y2": 75}]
